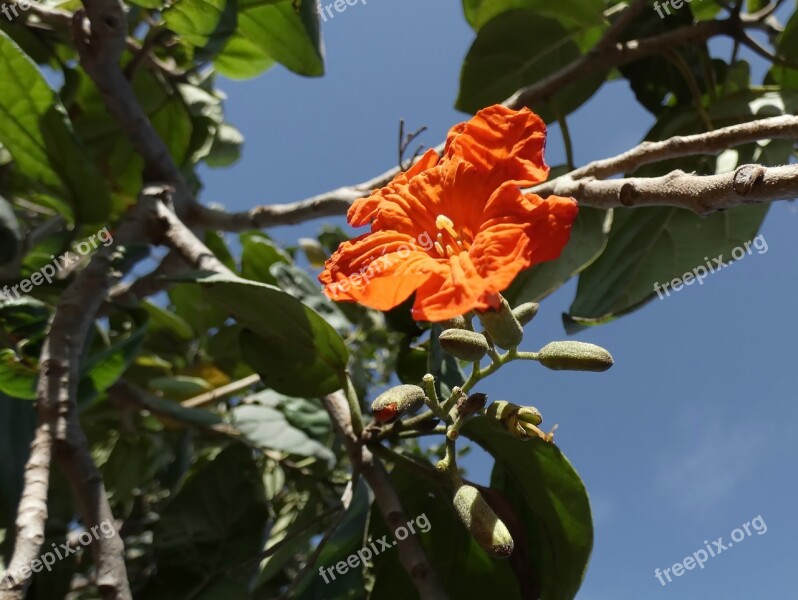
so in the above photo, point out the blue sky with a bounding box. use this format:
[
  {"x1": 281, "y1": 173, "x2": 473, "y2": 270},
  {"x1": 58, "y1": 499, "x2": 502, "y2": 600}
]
[{"x1": 198, "y1": 2, "x2": 798, "y2": 597}]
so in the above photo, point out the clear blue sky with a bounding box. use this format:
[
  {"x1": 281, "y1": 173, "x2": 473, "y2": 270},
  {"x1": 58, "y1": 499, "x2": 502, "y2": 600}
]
[{"x1": 198, "y1": 2, "x2": 797, "y2": 597}]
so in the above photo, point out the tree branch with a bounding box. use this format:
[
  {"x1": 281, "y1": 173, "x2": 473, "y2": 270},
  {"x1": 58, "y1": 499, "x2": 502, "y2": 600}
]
[
  {"x1": 504, "y1": 18, "x2": 734, "y2": 110},
  {"x1": 73, "y1": 0, "x2": 191, "y2": 211},
  {"x1": 322, "y1": 391, "x2": 448, "y2": 599},
  {"x1": 533, "y1": 114, "x2": 798, "y2": 191},
  {"x1": 541, "y1": 163, "x2": 798, "y2": 215}
]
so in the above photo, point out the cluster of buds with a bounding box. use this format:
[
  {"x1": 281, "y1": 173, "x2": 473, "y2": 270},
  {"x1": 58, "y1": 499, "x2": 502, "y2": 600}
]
[{"x1": 486, "y1": 400, "x2": 557, "y2": 442}]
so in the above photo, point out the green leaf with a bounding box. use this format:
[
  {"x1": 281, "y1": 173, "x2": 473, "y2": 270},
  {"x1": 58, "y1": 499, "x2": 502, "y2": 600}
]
[
  {"x1": 0, "y1": 32, "x2": 110, "y2": 224},
  {"x1": 149, "y1": 375, "x2": 213, "y2": 399},
  {"x1": 146, "y1": 444, "x2": 268, "y2": 596},
  {"x1": 213, "y1": 33, "x2": 275, "y2": 80},
  {"x1": 240, "y1": 231, "x2": 291, "y2": 285},
  {"x1": 270, "y1": 262, "x2": 350, "y2": 333},
  {"x1": 0, "y1": 349, "x2": 37, "y2": 400},
  {"x1": 566, "y1": 204, "x2": 769, "y2": 326},
  {"x1": 205, "y1": 122, "x2": 244, "y2": 167},
  {"x1": 0, "y1": 195, "x2": 20, "y2": 266},
  {"x1": 216, "y1": 0, "x2": 324, "y2": 78},
  {"x1": 462, "y1": 416, "x2": 593, "y2": 600},
  {"x1": 163, "y1": 0, "x2": 229, "y2": 47},
  {"x1": 230, "y1": 403, "x2": 335, "y2": 467},
  {"x1": 80, "y1": 308, "x2": 149, "y2": 399},
  {"x1": 172, "y1": 272, "x2": 348, "y2": 397},
  {"x1": 456, "y1": 10, "x2": 605, "y2": 122},
  {"x1": 504, "y1": 207, "x2": 612, "y2": 305},
  {"x1": 463, "y1": 0, "x2": 604, "y2": 32}
]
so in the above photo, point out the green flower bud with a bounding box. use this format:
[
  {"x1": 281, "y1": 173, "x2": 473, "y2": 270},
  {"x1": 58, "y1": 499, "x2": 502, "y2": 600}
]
[
  {"x1": 512, "y1": 302, "x2": 539, "y2": 326},
  {"x1": 537, "y1": 341, "x2": 614, "y2": 372},
  {"x1": 440, "y1": 315, "x2": 468, "y2": 330},
  {"x1": 477, "y1": 297, "x2": 523, "y2": 350},
  {"x1": 439, "y1": 329, "x2": 489, "y2": 362},
  {"x1": 453, "y1": 484, "x2": 514, "y2": 559},
  {"x1": 371, "y1": 384, "x2": 426, "y2": 423}
]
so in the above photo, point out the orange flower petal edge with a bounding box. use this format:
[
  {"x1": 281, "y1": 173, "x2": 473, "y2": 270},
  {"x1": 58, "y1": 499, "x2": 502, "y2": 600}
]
[{"x1": 320, "y1": 105, "x2": 578, "y2": 322}]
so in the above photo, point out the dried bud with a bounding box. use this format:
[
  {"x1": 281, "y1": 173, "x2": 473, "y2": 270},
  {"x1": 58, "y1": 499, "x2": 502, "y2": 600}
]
[
  {"x1": 512, "y1": 302, "x2": 539, "y2": 326},
  {"x1": 439, "y1": 329, "x2": 489, "y2": 362},
  {"x1": 439, "y1": 315, "x2": 468, "y2": 330},
  {"x1": 456, "y1": 392, "x2": 488, "y2": 419},
  {"x1": 453, "y1": 484, "x2": 514, "y2": 558},
  {"x1": 371, "y1": 384, "x2": 426, "y2": 423},
  {"x1": 487, "y1": 401, "x2": 553, "y2": 442},
  {"x1": 477, "y1": 297, "x2": 523, "y2": 350},
  {"x1": 537, "y1": 341, "x2": 614, "y2": 372}
]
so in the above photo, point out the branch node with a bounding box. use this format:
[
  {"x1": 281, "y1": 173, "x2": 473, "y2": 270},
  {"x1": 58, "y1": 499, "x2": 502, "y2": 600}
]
[{"x1": 733, "y1": 164, "x2": 767, "y2": 195}]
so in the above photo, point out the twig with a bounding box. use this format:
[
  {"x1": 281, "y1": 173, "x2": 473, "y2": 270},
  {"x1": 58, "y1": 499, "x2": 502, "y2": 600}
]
[{"x1": 181, "y1": 374, "x2": 261, "y2": 409}]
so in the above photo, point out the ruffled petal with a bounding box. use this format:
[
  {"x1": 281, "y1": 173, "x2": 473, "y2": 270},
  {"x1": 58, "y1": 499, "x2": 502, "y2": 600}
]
[
  {"x1": 411, "y1": 253, "x2": 490, "y2": 321},
  {"x1": 347, "y1": 148, "x2": 440, "y2": 229},
  {"x1": 320, "y1": 231, "x2": 446, "y2": 311},
  {"x1": 444, "y1": 105, "x2": 549, "y2": 187}
]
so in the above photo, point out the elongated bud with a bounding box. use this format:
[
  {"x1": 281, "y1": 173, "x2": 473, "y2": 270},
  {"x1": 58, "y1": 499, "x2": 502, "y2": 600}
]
[
  {"x1": 440, "y1": 315, "x2": 467, "y2": 330},
  {"x1": 477, "y1": 297, "x2": 523, "y2": 349},
  {"x1": 371, "y1": 384, "x2": 425, "y2": 423},
  {"x1": 538, "y1": 341, "x2": 614, "y2": 372},
  {"x1": 512, "y1": 302, "x2": 539, "y2": 326},
  {"x1": 453, "y1": 484, "x2": 514, "y2": 558},
  {"x1": 439, "y1": 329, "x2": 489, "y2": 362},
  {"x1": 456, "y1": 392, "x2": 487, "y2": 419}
]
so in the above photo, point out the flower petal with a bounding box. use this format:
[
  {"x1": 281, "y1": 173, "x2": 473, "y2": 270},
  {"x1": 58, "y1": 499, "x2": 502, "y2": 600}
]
[
  {"x1": 320, "y1": 231, "x2": 446, "y2": 311},
  {"x1": 411, "y1": 253, "x2": 487, "y2": 322},
  {"x1": 444, "y1": 105, "x2": 549, "y2": 186},
  {"x1": 347, "y1": 148, "x2": 440, "y2": 229}
]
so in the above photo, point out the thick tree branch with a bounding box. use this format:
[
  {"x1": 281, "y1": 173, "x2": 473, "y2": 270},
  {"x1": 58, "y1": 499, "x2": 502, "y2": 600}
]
[
  {"x1": 0, "y1": 205, "x2": 160, "y2": 600},
  {"x1": 322, "y1": 392, "x2": 448, "y2": 600},
  {"x1": 542, "y1": 163, "x2": 798, "y2": 215},
  {"x1": 74, "y1": 0, "x2": 190, "y2": 211},
  {"x1": 533, "y1": 114, "x2": 798, "y2": 192}
]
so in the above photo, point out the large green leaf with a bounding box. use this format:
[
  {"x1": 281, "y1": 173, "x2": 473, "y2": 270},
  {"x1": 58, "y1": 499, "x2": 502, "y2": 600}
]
[
  {"x1": 566, "y1": 204, "x2": 769, "y2": 326},
  {"x1": 145, "y1": 444, "x2": 268, "y2": 598},
  {"x1": 457, "y1": 10, "x2": 605, "y2": 122},
  {"x1": 0, "y1": 349, "x2": 37, "y2": 400},
  {"x1": 505, "y1": 207, "x2": 612, "y2": 305},
  {"x1": 462, "y1": 416, "x2": 592, "y2": 600},
  {"x1": 462, "y1": 0, "x2": 604, "y2": 32},
  {"x1": 0, "y1": 32, "x2": 110, "y2": 223},
  {"x1": 173, "y1": 272, "x2": 348, "y2": 397},
  {"x1": 231, "y1": 403, "x2": 335, "y2": 467},
  {"x1": 216, "y1": 0, "x2": 324, "y2": 78}
]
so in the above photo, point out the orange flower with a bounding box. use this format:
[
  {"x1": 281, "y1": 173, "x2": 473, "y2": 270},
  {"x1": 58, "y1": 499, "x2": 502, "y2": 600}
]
[{"x1": 319, "y1": 105, "x2": 578, "y2": 322}]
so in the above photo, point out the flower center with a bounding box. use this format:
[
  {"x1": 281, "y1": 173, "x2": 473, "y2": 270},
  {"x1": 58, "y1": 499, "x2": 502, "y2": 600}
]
[{"x1": 433, "y1": 214, "x2": 470, "y2": 258}]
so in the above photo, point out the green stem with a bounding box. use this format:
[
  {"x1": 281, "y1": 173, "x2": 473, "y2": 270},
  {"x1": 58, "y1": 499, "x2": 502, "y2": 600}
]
[
  {"x1": 422, "y1": 373, "x2": 450, "y2": 422},
  {"x1": 344, "y1": 374, "x2": 364, "y2": 436}
]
